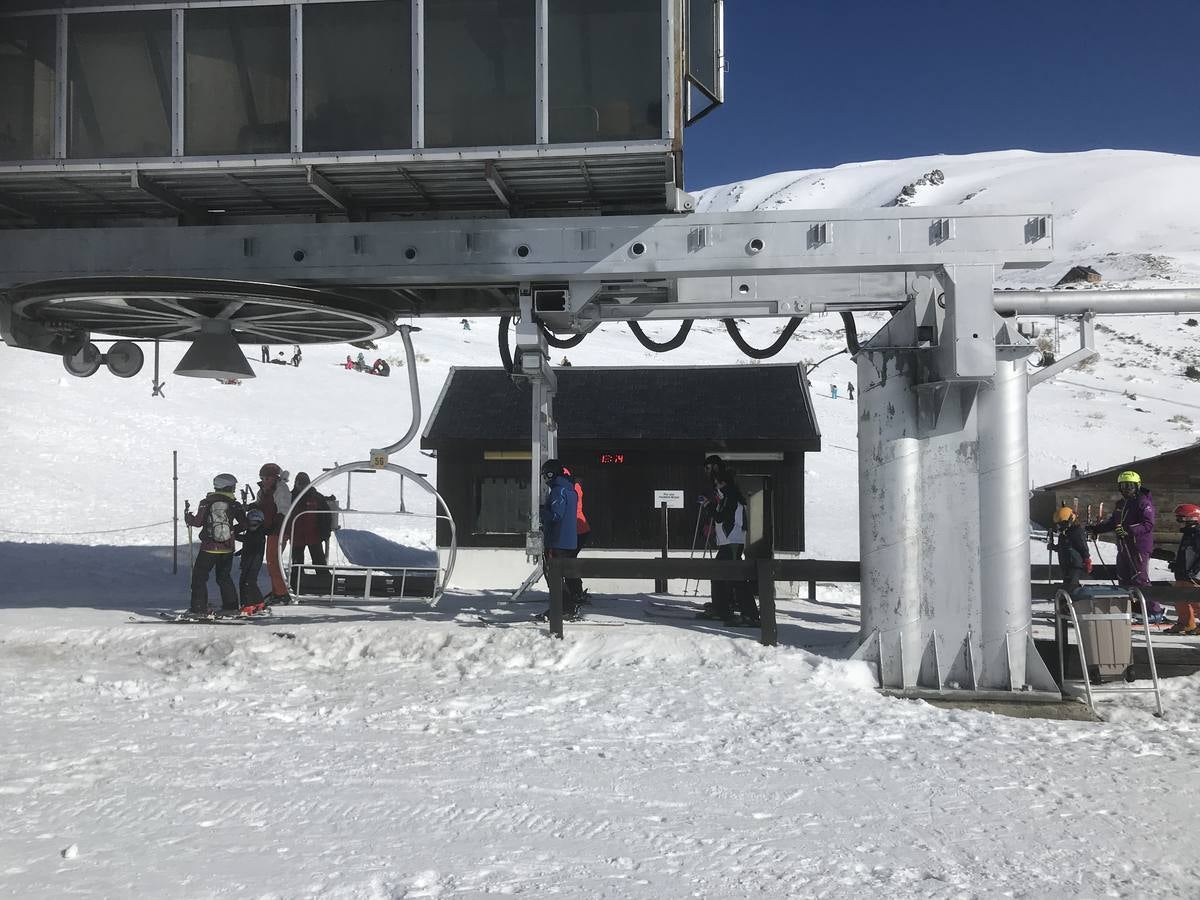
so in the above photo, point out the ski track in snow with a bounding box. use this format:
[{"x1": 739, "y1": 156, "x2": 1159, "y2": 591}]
[{"x1": 3, "y1": 616, "x2": 1200, "y2": 899}]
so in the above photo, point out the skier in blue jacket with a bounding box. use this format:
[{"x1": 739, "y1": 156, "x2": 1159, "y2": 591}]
[{"x1": 537, "y1": 459, "x2": 578, "y2": 620}]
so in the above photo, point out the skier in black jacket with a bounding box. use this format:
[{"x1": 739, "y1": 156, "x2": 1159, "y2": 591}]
[
  {"x1": 1167, "y1": 503, "x2": 1200, "y2": 634},
  {"x1": 1048, "y1": 506, "x2": 1091, "y2": 595},
  {"x1": 236, "y1": 504, "x2": 267, "y2": 612}
]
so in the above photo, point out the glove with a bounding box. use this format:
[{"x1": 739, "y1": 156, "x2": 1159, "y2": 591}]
[
  {"x1": 1084, "y1": 559, "x2": 1093, "y2": 574},
  {"x1": 1114, "y1": 525, "x2": 1127, "y2": 538}
]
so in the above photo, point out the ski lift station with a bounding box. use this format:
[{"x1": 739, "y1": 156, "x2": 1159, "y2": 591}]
[{"x1": 4, "y1": 0, "x2": 1200, "y2": 703}]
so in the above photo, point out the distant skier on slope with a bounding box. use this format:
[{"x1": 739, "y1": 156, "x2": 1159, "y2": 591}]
[
  {"x1": 1088, "y1": 470, "x2": 1163, "y2": 621},
  {"x1": 184, "y1": 473, "x2": 246, "y2": 616}
]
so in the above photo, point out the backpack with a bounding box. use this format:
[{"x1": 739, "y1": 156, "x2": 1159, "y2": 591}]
[{"x1": 208, "y1": 498, "x2": 234, "y2": 543}]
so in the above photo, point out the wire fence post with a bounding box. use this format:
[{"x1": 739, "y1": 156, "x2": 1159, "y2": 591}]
[{"x1": 172, "y1": 450, "x2": 178, "y2": 574}]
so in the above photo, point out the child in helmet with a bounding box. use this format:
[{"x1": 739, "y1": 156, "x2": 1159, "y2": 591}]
[
  {"x1": 1167, "y1": 503, "x2": 1200, "y2": 635},
  {"x1": 237, "y1": 504, "x2": 268, "y2": 613},
  {"x1": 1088, "y1": 470, "x2": 1162, "y2": 621},
  {"x1": 184, "y1": 473, "x2": 246, "y2": 616},
  {"x1": 1048, "y1": 506, "x2": 1091, "y2": 595}
]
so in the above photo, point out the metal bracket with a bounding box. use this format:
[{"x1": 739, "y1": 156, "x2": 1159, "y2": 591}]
[{"x1": 1028, "y1": 312, "x2": 1097, "y2": 388}]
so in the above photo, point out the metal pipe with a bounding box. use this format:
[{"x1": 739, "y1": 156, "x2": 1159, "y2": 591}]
[
  {"x1": 377, "y1": 324, "x2": 421, "y2": 456},
  {"x1": 995, "y1": 288, "x2": 1200, "y2": 316},
  {"x1": 976, "y1": 356, "x2": 1033, "y2": 690}
]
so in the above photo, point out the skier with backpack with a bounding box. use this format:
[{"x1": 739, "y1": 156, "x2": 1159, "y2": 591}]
[
  {"x1": 1167, "y1": 503, "x2": 1200, "y2": 635},
  {"x1": 183, "y1": 473, "x2": 246, "y2": 617},
  {"x1": 236, "y1": 504, "x2": 268, "y2": 613}
]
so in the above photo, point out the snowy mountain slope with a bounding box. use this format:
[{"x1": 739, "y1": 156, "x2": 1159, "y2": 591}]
[
  {"x1": 2, "y1": 150, "x2": 1200, "y2": 898},
  {"x1": 697, "y1": 149, "x2": 1200, "y2": 287}
]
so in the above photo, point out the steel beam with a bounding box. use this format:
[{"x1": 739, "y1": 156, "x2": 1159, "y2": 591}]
[
  {"x1": 305, "y1": 166, "x2": 352, "y2": 213},
  {"x1": 129, "y1": 171, "x2": 206, "y2": 221},
  {"x1": 484, "y1": 162, "x2": 514, "y2": 209},
  {"x1": 0, "y1": 206, "x2": 1053, "y2": 292}
]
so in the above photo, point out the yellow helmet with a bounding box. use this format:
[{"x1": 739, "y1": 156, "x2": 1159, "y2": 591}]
[
  {"x1": 1052, "y1": 506, "x2": 1076, "y2": 525},
  {"x1": 1117, "y1": 470, "x2": 1141, "y2": 485}
]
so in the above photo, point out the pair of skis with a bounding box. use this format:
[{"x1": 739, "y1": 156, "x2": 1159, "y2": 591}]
[{"x1": 474, "y1": 615, "x2": 623, "y2": 628}]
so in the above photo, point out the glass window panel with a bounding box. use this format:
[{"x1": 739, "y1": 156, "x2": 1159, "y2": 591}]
[
  {"x1": 0, "y1": 17, "x2": 56, "y2": 160},
  {"x1": 68, "y1": 11, "x2": 172, "y2": 158},
  {"x1": 425, "y1": 0, "x2": 535, "y2": 149},
  {"x1": 304, "y1": 0, "x2": 411, "y2": 152},
  {"x1": 186, "y1": 6, "x2": 290, "y2": 156},
  {"x1": 549, "y1": 0, "x2": 662, "y2": 143},
  {"x1": 688, "y1": 0, "x2": 717, "y2": 97}
]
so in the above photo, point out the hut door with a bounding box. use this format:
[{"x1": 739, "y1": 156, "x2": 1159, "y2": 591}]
[{"x1": 741, "y1": 475, "x2": 774, "y2": 559}]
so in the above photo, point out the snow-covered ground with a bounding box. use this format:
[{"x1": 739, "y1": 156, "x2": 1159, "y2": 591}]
[{"x1": 3, "y1": 149, "x2": 1200, "y2": 897}]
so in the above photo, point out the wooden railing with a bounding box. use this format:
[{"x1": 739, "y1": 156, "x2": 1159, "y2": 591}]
[{"x1": 543, "y1": 557, "x2": 1133, "y2": 645}]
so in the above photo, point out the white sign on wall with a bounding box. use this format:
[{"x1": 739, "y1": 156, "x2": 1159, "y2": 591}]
[{"x1": 653, "y1": 489, "x2": 685, "y2": 509}]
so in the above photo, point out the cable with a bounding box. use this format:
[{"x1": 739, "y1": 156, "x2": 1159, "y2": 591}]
[
  {"x1": 0, "y1": 519, "x2": 173, "y2": 537},
  {"x1": 722, "y1": 316, "x2": 803, "y2": 359},
  {"x1": 840, "y1": 311, "x2": 860, "y2": 355},
  {"x1": 627, "y1": 319, "x2": 693, "y2": 352},
  {"x1": 804, "y1": 348, "x2": 847, "y2": 375},
  {"x1": 539, "y1": 323, "x2": 586, "y2": 348},
  {"x1": 497, "y1": 316, "x2": 514, "y2": 374}
]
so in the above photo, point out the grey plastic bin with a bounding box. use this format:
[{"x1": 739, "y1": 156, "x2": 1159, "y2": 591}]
[{"x1": 1071, "y1": 587, "x2": 1132, "y2": 682}]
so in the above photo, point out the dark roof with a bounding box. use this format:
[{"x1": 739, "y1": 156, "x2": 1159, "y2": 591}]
[
  {"x1": 1036, "y1": 442, "x2": 1200, "y2": 491},
  {"x1": 422, "y1": 365, "x2": 821, "y2": 450}
]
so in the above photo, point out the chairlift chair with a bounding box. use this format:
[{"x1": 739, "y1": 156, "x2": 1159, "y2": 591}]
[{"x1": 276, "y1": 324, "x2": 457, "y2": 607}]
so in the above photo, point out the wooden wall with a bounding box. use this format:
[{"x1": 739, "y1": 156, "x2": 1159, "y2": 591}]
[
  {"x1": 433, "y1": 441, "x2": 807, "y2": 553},
  {"x1": 1031, "y1": 445, "x2": 1200, "y2": 556}
]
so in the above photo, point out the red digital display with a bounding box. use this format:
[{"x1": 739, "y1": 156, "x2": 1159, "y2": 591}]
[{"x1": 599, "y1": 453, "x2": 626, "y2": 464}]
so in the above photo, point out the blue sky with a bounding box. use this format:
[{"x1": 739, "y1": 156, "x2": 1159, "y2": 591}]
[{"x1": 684, "y1": 0, "x2": 1200, "y2": 190}]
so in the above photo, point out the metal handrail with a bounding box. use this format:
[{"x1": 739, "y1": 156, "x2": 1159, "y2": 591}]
[{"x1": 1055, "y1": 587, "x2": 1164, "y2": 717}]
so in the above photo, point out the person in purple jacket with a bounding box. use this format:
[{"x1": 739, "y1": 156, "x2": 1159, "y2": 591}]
[{"x1": 1088, "y1": 469, "x2": 1163, "y2": 621}]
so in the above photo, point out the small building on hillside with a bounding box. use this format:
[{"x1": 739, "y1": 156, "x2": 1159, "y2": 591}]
[
  {"x1": 1055, "y1": 265, "x2": 1102, "y2": 287},
  {"x1": 421, "y1": 365, "x2": 821, "y2": 555},
  {"x1": 1030, "y1": 442, "x2": 1200, "y2": 557}
]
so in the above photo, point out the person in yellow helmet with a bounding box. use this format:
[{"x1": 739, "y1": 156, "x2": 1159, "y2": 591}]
[
  {"x1": 1048, "y1": 506, "x2": 1091, "y2": 594},
  {"x1": 1087, "y1": 470, "x2": 1163, "y2": 621}
]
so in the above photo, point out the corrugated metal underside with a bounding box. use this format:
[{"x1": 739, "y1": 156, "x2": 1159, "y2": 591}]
[{"x1": 0, "y1": 152, "x2": 675, "y2": 225}]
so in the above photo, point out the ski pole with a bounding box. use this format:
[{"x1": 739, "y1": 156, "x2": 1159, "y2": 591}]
[
  {"x1": 184, "y1": 500, "x2": 194, "y2": 570},
  {"x1": 684, "y1": 501, "x2": 706, "y2": 595},
  {"x1": 1090, "y1": 536, "x2": 1118, "y2": 587}
]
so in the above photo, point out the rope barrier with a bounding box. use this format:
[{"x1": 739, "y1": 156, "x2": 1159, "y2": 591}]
[{"x1": 0, "y1": 519, "x2": 174, "y2": 537}]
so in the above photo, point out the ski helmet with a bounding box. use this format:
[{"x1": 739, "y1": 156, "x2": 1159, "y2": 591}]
[
  {"x1": 540, "y1": 458, "x2": 563, "y2": 479},
  {"x1": 1052, "y1": 506, "x2": 1076, "y2": 526},
  {"x1": 245, "y1": 507, "x2": 265, "y2": 528},
  {"x1": 1116, "y1": 470, "x2": 1141, "y2": 485},
  {"x1": 213, "y1": 473, "x2": 237, "y2": 491},
  {"x1": 259, "y1": 462, "x2": 281, "y2": 478},
  {"x1": 1175, "y1": 503, "x2": 1200, "y2": 525}
]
